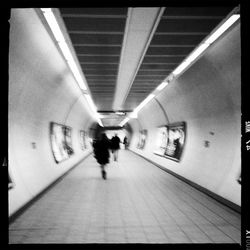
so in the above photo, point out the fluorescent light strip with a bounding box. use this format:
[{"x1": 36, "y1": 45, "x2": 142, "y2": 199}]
[
  {"x1": 130, "y1": 112, "x2": 138, "y2": 119},
  {"x1": 41, "y1": 9, "x2": 65, "y2": 42},
  {"x1": 42, "y1": 8, "x2": 100, "y2": 125},
  {"x1": 130, "y1": 13, "x2": 240, "y2": 126},
  {"x1": 97, "y1": 119, "x2": 104, "y2": 127},
  {"x1": 120, "y1": 93, "x2": 155, "y2": 127},
  {"x1": 171, "y1": 13, "x2": 239, "y2": 77},
  {"x1": 172, "y1": 60, "x2": 190, "y2": 76},
  {"x1": 120, "y1": 13, "x2": 240, "y2": 128},
  {"x1": 156, "y1": 80, "x2": 169, "y2": 91},
  {"x1": 58, "y1": 41, "x2": 87, "y2": 90},
  {"x1": 172, "y1": 44, "x2": 209, "y2": 76},
  {"x1": 84, "y1": 94, "x2": 103, "y2": 127},
  {"x1": 205, "y1": 14, "x2": 240, "y2": 44},
  {"x1": 115, "y1": 111, "x2": 125, "y2": 115},
  {"x1": 133, "y1": 94, "x2": 155, "y2": 114},
  {"x1": 67, "y1": 60, "x2": 87, "y2": 90},
  {"x1": 58, "y1": 41, "x2": 74, "y2": 62},
  {"x1": 119, "y1": 117, "x2": 130, "y2": 127},
  {"x1": 41, "y1": 8, "x2": 87, "y2": 91},
  {"x1": 185, "y1": 43, "x2": 209, "y2": 64},
  {"x1": 85, "y1": 94, "x2": 96, "y2": 111}
]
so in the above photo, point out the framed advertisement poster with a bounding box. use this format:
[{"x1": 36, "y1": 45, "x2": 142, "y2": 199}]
[
  {"x1": 80, "y1": 130, "x2": 87, "y2": 150},
  {"x1": 63, "y1": 126, "x2": 74, "y2": 156},
  {"x1": 50, "y1": 122, "x2": 74, "y2": 163},
  {"x1": 154, "y1": 126, "x2": 168, "y2": 156},
  {"x1": 154, "y1": 122, "x2": 186, "y2": 162},
  {"x1": 137, "y1": 129, "x2": 147, "y2": 149}
]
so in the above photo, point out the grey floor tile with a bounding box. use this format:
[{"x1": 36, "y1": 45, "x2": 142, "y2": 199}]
[
  {"x1": 199, "y1": 225, "x2": 236, "y2": 243},
  {"x1": 143, "y1": 226, "x2": 164, "y2": 234},
  {"x1": 164, "y1": 232, "x2": 192, "y2": 243},
  {"x1": 217, "y1": 225, "x2": 241, "y2": 243},
  {"x1": 180, "y1": 225, "x2": 213, "y2": 243},
  {"x1": 9, "y1": 150, "x2": 241, "y2": 244},
  {"x1": 127, "y1": 237, "x2": 148, "y2": 243},
  {"x1": 9, "y1": 234, "x2": 26, "y2": 244}
]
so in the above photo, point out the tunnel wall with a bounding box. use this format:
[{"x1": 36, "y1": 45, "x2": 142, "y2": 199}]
[
  {"x1": 129, "y1": 22, "x2": 241, "y2": 206},
  {"x1": 8, "y1": 9, "x2": 95, "y2": 217}
]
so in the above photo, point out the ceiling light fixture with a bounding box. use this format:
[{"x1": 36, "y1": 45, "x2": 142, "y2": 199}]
[
  {"x1": 115, "y1": 111, "x2": 126, "y2": 116},
  {"x1": 133, "y1": 94, "x2": 155, "y2": 115},
  {"x1": 119, "y1": 117, "x2": 130, "y2": 127},
  {"x1": 120, "y1": 11, "x2": 239, "y2": 128},
  {"x1": 41, "y1": 8, "x2": 103, "y2": 126},
  {"x1": 119, "y1": 94, "x2": 155, "y2": 127},
  {"x1": 41, "y1": 8, "x2": 65, "y2": 42},
  {"x1": 156, "y1": 80, "x2": 169, "y2": 91},
  {"x1": 205, "y1": 14, "x2": 240, "y2": 45},
  {"x1": 172, "y1": 13, "x2": 240, "y2": 77},
  {"x1": 41, "y1": 8, "x2": 87, "y2": 91},
  {"x1": 84, "y1": 94, "x2": 103, "y2": 127}
]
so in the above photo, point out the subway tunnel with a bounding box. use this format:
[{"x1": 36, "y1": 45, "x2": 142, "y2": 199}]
[{"x1": 8, "y1": 6, "x2": 241, "y2": 245}]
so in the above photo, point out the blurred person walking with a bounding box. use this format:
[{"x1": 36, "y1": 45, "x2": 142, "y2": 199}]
[
  {"x1": 123, "y1": 136, "x2": 128, "y2": 150},
  {"x1": 93, "y1": 133, "x2": 111, "y2": 180},
  {"x1": 110, "y1": 133, "x2": 121, "y2": 162}
]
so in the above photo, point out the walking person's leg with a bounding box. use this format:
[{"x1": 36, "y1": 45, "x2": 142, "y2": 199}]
[
  {"x1": 114, "y1": 150, "x2": 119, "y2": 162},
  {"x1": 100, "y1": 164, "x2": 106, "y2": 179},
  {"x1": 103, "y1": 165, "x2": 106, "y2": 179},
  {"x1": 116, "y1": 149, "x2": 119, "y2": 161}
]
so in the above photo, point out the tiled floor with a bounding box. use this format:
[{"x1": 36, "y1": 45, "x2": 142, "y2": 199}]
[{"x1": 9, "y1": 150, "x2": 241, "y2": 244}]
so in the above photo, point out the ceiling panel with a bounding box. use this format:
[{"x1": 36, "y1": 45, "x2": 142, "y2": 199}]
[
  {"x1": 78, "y1": 56, "x2": 120, "y2": 63},
  {"x1": 83, "y1": 69, "x2": 118, "y2": 75},
  {"x1": 58, "y1": 6, "x2": 236, "y2": 127},
  {"x1": 134, "y1": 75, "x2": 166, "y2": 80},
  {"x1": 60, "y1": 8, "x2": 128, "y2": 16},
  {"x1": 75, "y1": 46, "x2": 121, "y2": 54},
  {"x1": 140, "y1": 64, "x2": 177, "y2": 70},
  {"x1": 81, "y1": 64, "x2": 118, "y2": 70},
  {"x1": 146, "y1": 46, "x2": 195, "y2": 55},
  {"x1": 59, "y1": 7, "x2": 128, "y2": 113},
  {"x1": 70, "y1": 34, "x2": 123, "y2": 45},
  {"x1": 85, "y1": 75, "x2": 117, "y2": 79},
  {"x1": 62, "y1": 17, "x2": 126, "y2": 33},
  {"x1": 162, "y1": 7, "x2": 233, "y2": 17},
  {"x1": 142, "y1": 56, "x2": 184, "y2": 64},
  {"x1": 101, "y1": 116, "x2": 125, "y2": 127},
  {"x1": 156, "y1": 19, "x2": 223, "y2": 33},
  {"x1": 151, "y1": 34, "x2": 207, "y2": 45},
  {"x1": 87, "y1": 81, "x2": 116, "y2": 85},
  {"x1": 123, "y1": 6, "x2": 235, "y2": 111},
  {"x1": 137, "y1": 70, "x2": 173, "y2": 76}
]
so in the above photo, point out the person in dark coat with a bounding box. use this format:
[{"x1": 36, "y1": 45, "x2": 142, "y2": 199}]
[
  {"x1": 123, "y1": 136, "x2": 128, "y2": 150},
  {"x1": 110, "y1": 133, "x2": 121, "y2": 162},
  {"x1": 93, "y1": 133, "x2": 111, "y2": 179}
]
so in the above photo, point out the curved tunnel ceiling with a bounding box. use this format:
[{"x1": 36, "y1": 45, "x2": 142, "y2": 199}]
[{"x1": 59, "y1": 6, "x2": 236, "y2": 127}]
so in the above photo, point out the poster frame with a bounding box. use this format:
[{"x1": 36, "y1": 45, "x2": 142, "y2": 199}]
[
  {"x1": 137, "y1": 129, "x2": 148, "y2": 150},
  {"x1": 154, "y1": 121, "x2": 187, "y2": 162},
  {"x1": 49, "y1": 122, "x2": 74, "y2": 164}
]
